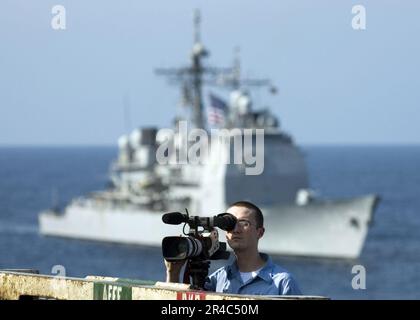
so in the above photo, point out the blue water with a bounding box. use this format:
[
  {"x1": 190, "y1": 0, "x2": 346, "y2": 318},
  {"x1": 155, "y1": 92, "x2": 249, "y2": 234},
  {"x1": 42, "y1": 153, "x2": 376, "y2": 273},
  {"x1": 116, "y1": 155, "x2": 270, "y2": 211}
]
[{"x1": 0, "y1": 146, "x2": 419, "y2": 299}]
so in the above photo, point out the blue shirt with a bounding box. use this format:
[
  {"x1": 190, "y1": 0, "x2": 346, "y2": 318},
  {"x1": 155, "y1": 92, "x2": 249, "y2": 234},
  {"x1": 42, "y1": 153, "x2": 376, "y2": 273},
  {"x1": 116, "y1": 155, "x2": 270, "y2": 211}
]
[{"x1": 204, "y1": 254, "x2": 302, "y2": 296}]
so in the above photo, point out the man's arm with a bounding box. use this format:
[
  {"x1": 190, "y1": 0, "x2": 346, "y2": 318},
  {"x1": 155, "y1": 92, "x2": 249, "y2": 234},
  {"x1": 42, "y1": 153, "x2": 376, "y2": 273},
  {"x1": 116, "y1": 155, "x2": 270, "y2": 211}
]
[{"x1": 165, "y1": 259, "x2": 187, "y2": 283}]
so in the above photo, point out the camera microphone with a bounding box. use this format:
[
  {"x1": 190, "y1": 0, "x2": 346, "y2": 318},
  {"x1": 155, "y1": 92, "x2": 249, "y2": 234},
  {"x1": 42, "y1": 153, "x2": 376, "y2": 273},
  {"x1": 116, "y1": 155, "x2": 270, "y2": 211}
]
[
  {"x1": 162, "y1": 212, "x2": 187, "y2": 225},
  {"x1": 162, "y1": 211, "x2": 237, "y2": 231}
]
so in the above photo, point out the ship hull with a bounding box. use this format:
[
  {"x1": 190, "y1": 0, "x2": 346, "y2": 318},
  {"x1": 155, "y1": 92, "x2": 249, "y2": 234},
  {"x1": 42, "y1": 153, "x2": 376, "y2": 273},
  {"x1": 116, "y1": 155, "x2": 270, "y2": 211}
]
[
  {"x1": 257, "y1": 195, "x2": 378, "y2": 259},
  {"x1": 39, "y1": 195, "x2": 378, "y2": 259}
]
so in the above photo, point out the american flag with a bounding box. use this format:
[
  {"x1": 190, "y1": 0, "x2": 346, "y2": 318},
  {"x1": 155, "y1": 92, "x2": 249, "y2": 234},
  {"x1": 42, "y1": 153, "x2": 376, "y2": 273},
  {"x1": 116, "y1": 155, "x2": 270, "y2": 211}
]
[{"x1": 207, "y1": 93, "x2": 227, "y2": 126}]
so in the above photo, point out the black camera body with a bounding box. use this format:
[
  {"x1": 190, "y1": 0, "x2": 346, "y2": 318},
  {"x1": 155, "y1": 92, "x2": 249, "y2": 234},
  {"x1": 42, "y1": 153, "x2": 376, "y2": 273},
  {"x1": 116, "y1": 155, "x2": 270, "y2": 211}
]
[
  {"x1": 161, "y1": 210, "x2": 237, "y2": 289},
  {"x1": 162, "y1": 211, "x2": 236, "y2": 261}
]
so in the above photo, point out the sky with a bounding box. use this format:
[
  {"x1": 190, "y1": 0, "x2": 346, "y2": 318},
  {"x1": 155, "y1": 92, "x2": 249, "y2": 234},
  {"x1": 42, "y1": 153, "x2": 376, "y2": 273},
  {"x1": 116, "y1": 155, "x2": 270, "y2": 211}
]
[{"x1": 0, "y1": 0, "x2": 419, "y2": 145}]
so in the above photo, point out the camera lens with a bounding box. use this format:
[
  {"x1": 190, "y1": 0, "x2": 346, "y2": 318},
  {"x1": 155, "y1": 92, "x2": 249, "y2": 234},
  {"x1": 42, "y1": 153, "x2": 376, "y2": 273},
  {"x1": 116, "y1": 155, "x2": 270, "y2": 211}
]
[
  {"x1": 162, "y1": 236, "x2": 203, "y2": 261},
  {"x1": 175, "y1": 240, "x2": 189, "y2": 258},
  {"x1": 186, "y1": 237, "x2": 203, "y2": 257}
]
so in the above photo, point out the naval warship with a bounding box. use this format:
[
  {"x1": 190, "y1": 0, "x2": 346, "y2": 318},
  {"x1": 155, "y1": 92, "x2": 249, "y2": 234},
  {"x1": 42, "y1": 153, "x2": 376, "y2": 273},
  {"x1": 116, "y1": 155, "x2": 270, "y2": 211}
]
[{"x1": 39, "y1": 11, "x2": 379, "y2": 259}]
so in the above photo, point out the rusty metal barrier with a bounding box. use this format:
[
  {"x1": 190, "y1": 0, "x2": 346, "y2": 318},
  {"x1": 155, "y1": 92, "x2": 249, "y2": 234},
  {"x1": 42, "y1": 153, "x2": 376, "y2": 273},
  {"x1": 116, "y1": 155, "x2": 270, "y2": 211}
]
[{"x1": 0, "y1": 271, "x2": 328, "y2": 300}]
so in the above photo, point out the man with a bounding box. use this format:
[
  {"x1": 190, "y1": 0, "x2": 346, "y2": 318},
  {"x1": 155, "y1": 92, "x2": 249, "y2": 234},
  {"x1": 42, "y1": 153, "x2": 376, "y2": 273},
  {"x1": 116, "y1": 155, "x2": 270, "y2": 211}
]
[{"x1": 165, "y1": 201, "x2": 302, "y2": 295}]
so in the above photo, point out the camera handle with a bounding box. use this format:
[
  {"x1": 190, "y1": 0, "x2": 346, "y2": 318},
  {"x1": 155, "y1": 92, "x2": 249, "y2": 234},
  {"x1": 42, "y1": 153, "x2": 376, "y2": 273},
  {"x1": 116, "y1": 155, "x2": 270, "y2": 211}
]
[{"x1": 183, "y1": 259, "x2": 211, "y2": 290}]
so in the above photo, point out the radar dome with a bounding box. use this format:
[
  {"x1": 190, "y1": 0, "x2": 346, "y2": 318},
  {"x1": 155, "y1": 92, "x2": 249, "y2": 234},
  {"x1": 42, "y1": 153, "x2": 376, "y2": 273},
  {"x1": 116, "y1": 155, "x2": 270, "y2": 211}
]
[
  {"x1": 230, "y1": 90, "x2": 252, "y2": 115},
  {"x1": 229, "y1": 90, "x2": 242, "y2": 106},
  {"x1": 118, "y1": 135, "x2": 130, "y2": 149},
  {"x1": 129, "y1": 129, "x2": 142, "y2": 147},
  {"x1": 237, "y1": 94, "x2": 252, "y2": 113},
  {"x1": 192, "y1": 43, "x2": 208, "y2": 57}
]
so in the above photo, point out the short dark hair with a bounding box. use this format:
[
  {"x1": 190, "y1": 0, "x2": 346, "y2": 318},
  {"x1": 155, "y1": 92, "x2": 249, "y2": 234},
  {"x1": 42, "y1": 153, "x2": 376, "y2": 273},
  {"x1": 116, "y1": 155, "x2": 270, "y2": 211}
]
[{"x1": 229, "y1": 201, "x2": 264, "y2": 228}]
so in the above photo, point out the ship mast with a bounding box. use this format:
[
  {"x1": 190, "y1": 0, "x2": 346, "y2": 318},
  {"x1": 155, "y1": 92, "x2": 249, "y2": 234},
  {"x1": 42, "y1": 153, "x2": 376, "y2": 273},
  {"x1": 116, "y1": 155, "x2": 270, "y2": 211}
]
[
  {"x1": 155, "y1": 10, "x2": 232, "y2": 129},
  {"x1": 191, "y1": 9, "x2": 206, "y2": 129},
  {"x1": 155, "y1": 10, "x2": 277, "y2": 129}
]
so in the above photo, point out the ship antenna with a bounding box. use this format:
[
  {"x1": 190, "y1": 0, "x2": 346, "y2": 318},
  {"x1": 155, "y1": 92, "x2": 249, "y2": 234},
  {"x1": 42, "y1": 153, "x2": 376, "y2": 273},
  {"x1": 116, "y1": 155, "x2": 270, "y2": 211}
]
[
  {"x1": 123, "y1": 93, "x2": 131, "y2": 133},
  {"x1": 190, "y1": 9, "x2": 206, "y2": 129},
  {"x1": 193, "y1": 9, "x2": 201, "y2": 44},
  {"x1": 233, "y1": 46, "x2": 241, "y2": 90}
]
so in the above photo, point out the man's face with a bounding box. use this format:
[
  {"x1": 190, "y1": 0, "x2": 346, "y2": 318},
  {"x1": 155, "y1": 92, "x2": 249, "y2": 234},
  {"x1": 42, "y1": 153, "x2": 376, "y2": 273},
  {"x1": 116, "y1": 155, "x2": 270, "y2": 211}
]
[{"x1": 226, "y1": 206, "x2": 264, "y2": 252}]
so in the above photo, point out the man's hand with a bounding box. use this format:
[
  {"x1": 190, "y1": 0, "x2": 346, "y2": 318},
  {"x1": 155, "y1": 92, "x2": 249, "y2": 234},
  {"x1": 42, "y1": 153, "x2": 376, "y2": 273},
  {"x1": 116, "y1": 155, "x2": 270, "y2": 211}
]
[{"x1": 165, "y1": 259, "x2": 187, "y2": 283}]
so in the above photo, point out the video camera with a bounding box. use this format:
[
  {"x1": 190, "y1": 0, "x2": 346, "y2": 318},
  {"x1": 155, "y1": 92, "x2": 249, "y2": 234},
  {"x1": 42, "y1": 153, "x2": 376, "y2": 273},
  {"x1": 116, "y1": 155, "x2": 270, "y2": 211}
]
[{"x1": 161, "y1": 209, "x2": 237, "y2": 289}]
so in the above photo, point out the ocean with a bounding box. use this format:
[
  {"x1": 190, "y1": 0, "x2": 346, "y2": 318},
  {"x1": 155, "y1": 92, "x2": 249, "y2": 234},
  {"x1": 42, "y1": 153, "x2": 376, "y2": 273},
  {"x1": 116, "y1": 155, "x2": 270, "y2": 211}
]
[{"x1": 0, "y1": 146, "x2": 419, "y2": 299}]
